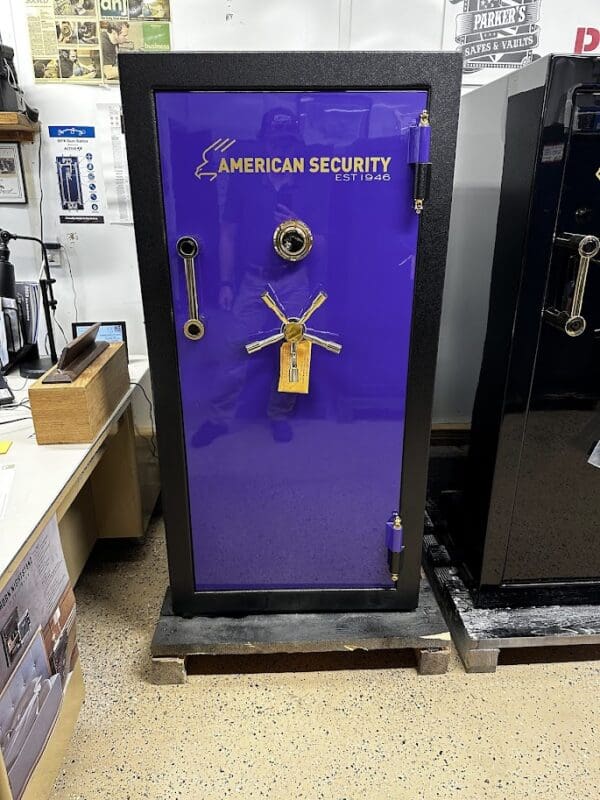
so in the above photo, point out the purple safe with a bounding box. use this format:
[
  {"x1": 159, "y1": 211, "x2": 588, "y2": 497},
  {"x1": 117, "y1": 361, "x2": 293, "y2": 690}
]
[{"x1": 120, "y1": 52, "x2": 461, "y2": 616}]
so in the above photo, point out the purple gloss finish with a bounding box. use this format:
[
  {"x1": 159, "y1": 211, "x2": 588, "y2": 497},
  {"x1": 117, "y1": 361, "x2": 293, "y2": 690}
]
[{"x1": 155, "y1": 90, "x2": 426, "y2": 591}]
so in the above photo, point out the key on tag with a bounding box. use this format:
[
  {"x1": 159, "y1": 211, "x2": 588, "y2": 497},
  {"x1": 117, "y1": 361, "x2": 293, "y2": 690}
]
[
  {"x1": 289, "y1": 342, "x2": 299, "y2": 383},
  {"x1": 279, "y1": 340, "x2": 312, "y2": 393}
]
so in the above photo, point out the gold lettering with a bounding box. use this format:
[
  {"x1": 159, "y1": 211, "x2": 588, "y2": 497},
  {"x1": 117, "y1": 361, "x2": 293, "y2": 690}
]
[
  {"x1": 281, "y1": 157, "x2": 293, "y2": 173},
  {"x1": 354, "y1": 157, "x2": 364, "y2": 172},
  {"x1": 255, "y1": 157, "x2": 265, "y2": 173},
  {"x1": 381, "y1": 156, "x2": 391, "y2": 172},
  {"x1": 330, "y1": 157, "x2": 341, "y2": 173},
  {"x1": 309, "y1": 156, "x2": 320, "y2": 173},
  {"x1": 293, "y1": 157, "x2": 304, "y2": 173},
  {"x1": 320, "y1": 156, "x2": 330, "y2": 173},
  {"x1": 271, "y1": 157, "x2": 282, "y2": 173},
  {"x1": 229, "y1": 157, "x2": 243, "y2": 172},
  {"x1": 243, "y1": 157, "x2": 254, "y2": 173},
  {"x1": 218, "y1": 158, "x2": 230, "y2": 173}
]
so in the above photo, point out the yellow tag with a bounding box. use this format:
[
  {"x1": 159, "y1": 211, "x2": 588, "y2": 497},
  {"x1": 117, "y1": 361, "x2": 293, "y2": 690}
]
[
  {"x1": 278, "y1": 341, "x2": 312, "y2": 394},
  {"x1": 0, "y1": 441, "x2": 12, "y2": 455}
]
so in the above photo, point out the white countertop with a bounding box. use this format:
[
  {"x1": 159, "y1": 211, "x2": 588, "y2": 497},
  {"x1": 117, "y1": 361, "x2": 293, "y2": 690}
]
[{"x1": 0, "y1": 356, "x2": 149, "y2": 575}]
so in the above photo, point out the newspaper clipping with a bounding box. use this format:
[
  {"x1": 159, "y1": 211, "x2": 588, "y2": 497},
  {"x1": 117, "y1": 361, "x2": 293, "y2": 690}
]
[{"x1": 26, "y1": 0, "x2": 171, "y2": 84}]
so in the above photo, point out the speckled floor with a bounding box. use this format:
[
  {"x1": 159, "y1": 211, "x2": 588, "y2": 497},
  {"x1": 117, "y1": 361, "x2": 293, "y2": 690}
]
[{"x1": 52, "y1": 518, "x2": 600, "y2": 800}]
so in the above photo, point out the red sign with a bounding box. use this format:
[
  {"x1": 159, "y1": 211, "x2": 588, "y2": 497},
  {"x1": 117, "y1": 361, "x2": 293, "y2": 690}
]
[{"x1": 574, "y1": 27, "x2": 600, "y2": 53}]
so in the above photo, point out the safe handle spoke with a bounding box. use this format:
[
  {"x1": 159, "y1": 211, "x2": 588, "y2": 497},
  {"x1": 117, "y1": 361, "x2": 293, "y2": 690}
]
[
  {"x1": 246, "y1": 331, "x2": 285, "y2": 354},
  {"x1": 261, "y1": 291, "x2": 289, "y2": 325},
  {"x1": 304, "y1": 332, "x2": 342, "y2": 354},
  {"x1": 298, "y1": 291, "x2": 328, "y2": 325}
]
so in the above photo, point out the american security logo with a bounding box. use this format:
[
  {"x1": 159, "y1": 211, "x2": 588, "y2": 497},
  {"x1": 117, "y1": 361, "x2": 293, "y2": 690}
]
[
  {"x1": 194, "y1": 138, "x2": 237, "y2": 181},
  {"x1": 450, "y1": 0, "x2": 543, "y2": 74},
  {"x1": 195, "y1": 138, "x2": 392, "y2": 181}
]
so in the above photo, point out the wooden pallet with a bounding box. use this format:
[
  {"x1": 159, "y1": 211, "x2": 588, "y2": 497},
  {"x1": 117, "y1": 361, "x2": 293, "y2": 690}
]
[
  {"x1": 423, "y1": 530, "x2": 600, "y2": 673},
  {"x1": 150, "y1": 576, "x2": 451, "y2": 684}
]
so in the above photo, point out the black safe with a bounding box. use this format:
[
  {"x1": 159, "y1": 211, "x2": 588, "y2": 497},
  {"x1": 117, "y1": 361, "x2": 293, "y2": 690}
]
[{"x1": 432, "y1": 55, "x2": 600, "y2": 608}]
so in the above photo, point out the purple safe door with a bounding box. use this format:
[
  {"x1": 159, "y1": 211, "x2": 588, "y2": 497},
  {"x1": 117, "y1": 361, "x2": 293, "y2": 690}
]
[{"x1": 155, "y1": 89, "x2": 427, "y2": 592}]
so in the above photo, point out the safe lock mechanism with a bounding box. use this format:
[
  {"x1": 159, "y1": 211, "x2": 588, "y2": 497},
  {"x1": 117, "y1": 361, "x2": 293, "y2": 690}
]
[
  {"x1": 273, "y1": 219, "x2": 313, "y2": 262},
  {"x1": 176, "y1": 236, "x2": 205, "y2": 340},
  {"x1": 544, "y1": 232, "x2": 600, "y2": 337},
  {"x1": 245, "y1": 290, "x2": 342, "y2": 393}
]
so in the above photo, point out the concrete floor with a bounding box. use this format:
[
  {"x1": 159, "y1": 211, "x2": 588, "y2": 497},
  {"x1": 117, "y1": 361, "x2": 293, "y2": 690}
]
[{"x1": 53, "y1": 518, "x2": 600, "y2": 800}]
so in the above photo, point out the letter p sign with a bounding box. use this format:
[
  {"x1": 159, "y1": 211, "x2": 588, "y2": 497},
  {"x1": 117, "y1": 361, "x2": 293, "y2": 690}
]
[{"x1": 575, "y1": 27, "x2": 600, "y2": 54}]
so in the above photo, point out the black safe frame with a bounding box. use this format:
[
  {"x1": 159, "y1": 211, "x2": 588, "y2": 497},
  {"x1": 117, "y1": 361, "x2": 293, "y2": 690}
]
[{"x1": 119, "y1": 51, "x2": 462, "y2": 616}]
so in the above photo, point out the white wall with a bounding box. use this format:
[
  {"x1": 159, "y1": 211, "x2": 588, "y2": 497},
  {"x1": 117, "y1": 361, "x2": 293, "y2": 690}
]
[
  {"x1": 2, "y1": 0, "x2": 446, "y2": 357},
  {"x1": 0, "y1": 0, "x2": 484, "y2": 425}
]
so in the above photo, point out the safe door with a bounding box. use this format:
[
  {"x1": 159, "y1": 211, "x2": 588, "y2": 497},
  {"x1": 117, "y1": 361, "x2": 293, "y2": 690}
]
[
  {"x1": 502, "y1": 89, "x2": 600, "y2": 582},
  {"x1": 155, "y1": 89, "x2": 428, "y2": 605}
]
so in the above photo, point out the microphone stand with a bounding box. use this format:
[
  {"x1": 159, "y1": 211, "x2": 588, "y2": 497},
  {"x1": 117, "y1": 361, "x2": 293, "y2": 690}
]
[{"x1": 0, "y1": 229, "x2": 58, "y2": 378}]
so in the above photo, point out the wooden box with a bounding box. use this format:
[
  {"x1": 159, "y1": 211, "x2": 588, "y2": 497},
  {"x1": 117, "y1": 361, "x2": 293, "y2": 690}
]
[{"x1": 29, "y1": 343, "x2": 130, "y2": 444}]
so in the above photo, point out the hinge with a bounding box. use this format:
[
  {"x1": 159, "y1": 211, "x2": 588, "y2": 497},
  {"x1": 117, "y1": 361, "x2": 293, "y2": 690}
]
[
  {"x1": 408, "y1": 109, "x2": 432, "y2": 215},
  {"x1": 385, "y1": 512, "x2": 405, "y2": 584}
]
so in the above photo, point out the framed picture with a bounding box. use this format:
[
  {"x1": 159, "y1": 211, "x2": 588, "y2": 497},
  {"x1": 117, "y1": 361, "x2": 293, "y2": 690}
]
[{"x1": 0, "y1": 143, "x2": 27, "y2": 204}]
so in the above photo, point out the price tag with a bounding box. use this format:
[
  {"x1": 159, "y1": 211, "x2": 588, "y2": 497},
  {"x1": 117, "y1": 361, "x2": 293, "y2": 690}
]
[{"x1": 278, "y1": 341, "x2": 312, "y2": 394}]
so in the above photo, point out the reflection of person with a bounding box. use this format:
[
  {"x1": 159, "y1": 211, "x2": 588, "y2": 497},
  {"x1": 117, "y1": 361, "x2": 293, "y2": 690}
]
[{"x1": 194, "y1": 108, "x2": 316, "y2": 446}]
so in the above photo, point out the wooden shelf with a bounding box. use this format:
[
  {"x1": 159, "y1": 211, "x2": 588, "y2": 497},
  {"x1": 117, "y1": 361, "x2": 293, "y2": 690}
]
[{"x1": 0, "y1": 111, "x2": 39, "y2": 143}]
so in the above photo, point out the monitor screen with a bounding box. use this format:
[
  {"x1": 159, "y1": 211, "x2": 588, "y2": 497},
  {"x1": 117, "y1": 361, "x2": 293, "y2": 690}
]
[{"x1": 72, "y1": 321, "x2": 128, "y2": 358}]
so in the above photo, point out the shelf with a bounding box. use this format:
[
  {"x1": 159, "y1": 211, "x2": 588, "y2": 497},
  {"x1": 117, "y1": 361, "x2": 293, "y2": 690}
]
[{"x1": 0, "y1": 112, "x2": 39, "y2": 143}]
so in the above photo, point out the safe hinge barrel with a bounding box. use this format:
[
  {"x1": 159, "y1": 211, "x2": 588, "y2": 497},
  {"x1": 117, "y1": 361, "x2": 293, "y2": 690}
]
[
  {"x1": 409, "y1": 110, "x2": 432, "y2": 215},
  {"x1": 386, "y1": 512, "x2": 405, "y2": 583}
]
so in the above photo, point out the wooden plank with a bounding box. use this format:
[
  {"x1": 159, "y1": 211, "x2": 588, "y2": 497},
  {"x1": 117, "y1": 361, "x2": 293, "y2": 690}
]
[
  {"x1": 91, "y1": 406, "x2": 144, "y2": 539},
  {"x1": 58, "y1": 481, "x2": 98, "y2": 585},
  {"x1": 150, "y1": 576, "x2": 451, "y2": 682},
  {"x1": 0, "y1": 111, "x2": 40, "y2": 142},
  {"x1": 423, "y1": 529, "x2": 600, "y2": 673}
]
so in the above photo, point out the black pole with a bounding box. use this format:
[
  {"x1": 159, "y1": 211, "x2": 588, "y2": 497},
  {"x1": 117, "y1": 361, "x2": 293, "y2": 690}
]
[
  {"x1": 12, "y1": 233, "x2": 58, "y2": 363},
  {"x1": 0, "y1": 228, "x2": 59, "y2": 374}
]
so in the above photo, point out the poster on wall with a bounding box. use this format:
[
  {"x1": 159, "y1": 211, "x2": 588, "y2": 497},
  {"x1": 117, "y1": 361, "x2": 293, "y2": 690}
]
[
  {"x1": 0, "y1": 516, "x2": 78, "y2": 800},
  {"x1": 443, "y1": 0, "x2": 600, "y2": 84},
  {"x1": 25, "y1": 0, "x2": 171, "y2": 85},
  {"x1": 96, "y1": 103, "x2": 133, "y2": 224},
  {"x1": 48, "y1": 125, "x2": 105, "y2": 223},
  {"x1": 0, "y1": 144, "x2": 28, "y2": 205}
]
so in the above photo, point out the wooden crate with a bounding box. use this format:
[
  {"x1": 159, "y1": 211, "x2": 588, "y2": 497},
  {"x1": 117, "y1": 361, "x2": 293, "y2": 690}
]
[{"x1": 29, "y1": 343, "x2": 129, "y2": 444}]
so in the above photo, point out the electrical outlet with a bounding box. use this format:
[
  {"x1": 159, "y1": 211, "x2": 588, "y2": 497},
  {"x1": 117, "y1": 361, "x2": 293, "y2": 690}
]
[{"x1": 44, "y1": 241, "x2": 62, "y2": 268}]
